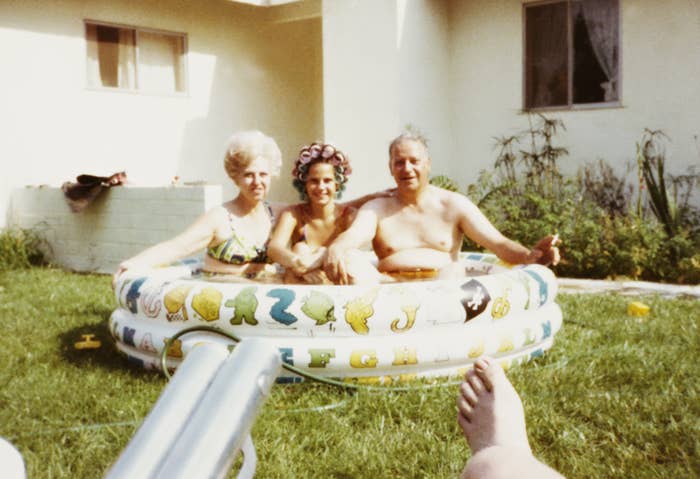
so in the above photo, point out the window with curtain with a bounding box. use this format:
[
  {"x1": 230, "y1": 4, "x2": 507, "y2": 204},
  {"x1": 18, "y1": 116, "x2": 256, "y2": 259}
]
[
  {"x1": 86, "y1": 21, "x2": 187, "y2": 94},
  {"x1": 524, "y1": 0, "x2": 620, "y2": 110}
]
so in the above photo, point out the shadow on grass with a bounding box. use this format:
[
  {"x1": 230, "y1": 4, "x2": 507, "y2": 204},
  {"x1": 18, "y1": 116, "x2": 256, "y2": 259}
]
[{"x1": 58, "y1": 318, "x2": 156, "y2": 377}]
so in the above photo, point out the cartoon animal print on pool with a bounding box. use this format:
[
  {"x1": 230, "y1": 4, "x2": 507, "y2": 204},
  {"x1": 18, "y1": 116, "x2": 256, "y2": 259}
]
[
  {"x1": 163, "y1": 284, "x2": 193, "y2": 322},
  {"x1": 191, "y1": 287, "x2": 223, "y2": 322},
  {"x1": 226, "y1": 286, "x2": 259, "y2": 325},
  {"x1": 460, "y1": 279, "x2": 490, "y2": 322},
  {"x1": 301, "y1": 291, "x2": 336, "y2": 326},
  {"x1": 344, "y1": 288, "x2": 379, "y2": 334}
]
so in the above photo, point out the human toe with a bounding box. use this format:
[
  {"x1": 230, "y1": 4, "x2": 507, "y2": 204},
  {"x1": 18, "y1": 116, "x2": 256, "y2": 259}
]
[
  {"x1": 466, "y1": 369, "x2": 487, "y2": 397},
  {"x1": 456, "y1": 394, "x2": 474, "y2": 421},
  {"x1": 474, "y1": 357, "x2": 506, "y2": 392},
  {"x1": 460, "y1": 380, "x2": 479, "y2": 408}
]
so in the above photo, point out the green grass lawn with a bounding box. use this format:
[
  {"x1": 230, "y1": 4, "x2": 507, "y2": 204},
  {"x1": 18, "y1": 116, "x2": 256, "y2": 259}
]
[{"x1": 0, "y1": 268, "x2": 698, "y2": 478}]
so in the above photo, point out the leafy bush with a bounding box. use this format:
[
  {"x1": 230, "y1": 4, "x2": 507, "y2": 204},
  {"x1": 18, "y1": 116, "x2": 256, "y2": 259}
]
[
  {"x1": 429, "y1": 174, "x2": 460, "y2": 192},
  {"x1": 0, "y1": 227, "x2": 49, "y2": 270},
  {"x1": 460, "y1": 115, "x2": 700, "y2": 284},
  {"x1": 577, "y1": 159, "x2": 633, "y2": 218}
]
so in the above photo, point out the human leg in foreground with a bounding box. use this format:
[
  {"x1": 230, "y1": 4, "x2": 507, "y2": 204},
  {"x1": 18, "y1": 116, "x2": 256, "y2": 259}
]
[{"x1": 457, "y1": 357, "x2": 565, "y2": 479}]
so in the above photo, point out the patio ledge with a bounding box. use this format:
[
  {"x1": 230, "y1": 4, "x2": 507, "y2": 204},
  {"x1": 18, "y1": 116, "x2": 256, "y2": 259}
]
[{"x1": 557, "y1": 278, "x2": 700, "y2": 299}]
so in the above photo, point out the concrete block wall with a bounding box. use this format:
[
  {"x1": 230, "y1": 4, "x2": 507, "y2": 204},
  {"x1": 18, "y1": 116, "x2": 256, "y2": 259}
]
[{"x1": 8, "y1": 185, "x2": 222, "y2": 274}]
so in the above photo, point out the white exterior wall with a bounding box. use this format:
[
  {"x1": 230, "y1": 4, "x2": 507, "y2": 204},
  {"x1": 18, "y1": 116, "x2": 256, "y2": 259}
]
[
  {"x1": 10, "y1": 185, "x2": 221, "y2": 273},
  {"x1": 0, "y1": 0, "x2": 323, "y2": 226},
  {"x1": 449, "y1": 0, "x2": 700, "y2": 188},
  {"x1": 321, "y1": 0, "x2": 400, "y2": 197},
  {"x1": 321, "y1": 0, "x2": 452, "y2": 197},
  {"x1": 397, "y1": 0, "x2": 452, "y2": 178}
]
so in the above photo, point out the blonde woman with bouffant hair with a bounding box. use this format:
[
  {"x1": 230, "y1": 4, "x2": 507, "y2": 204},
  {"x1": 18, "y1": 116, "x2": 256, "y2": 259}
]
[
  {"x1": 115, "y1": 130, "x2": 286, "y2": 284},
  {"x1": 223, "y1": 130, "x2": 282, "y2": 180}
]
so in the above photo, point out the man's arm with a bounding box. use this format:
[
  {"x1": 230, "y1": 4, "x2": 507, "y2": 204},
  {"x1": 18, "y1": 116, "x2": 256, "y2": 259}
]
[
  {"x1": 338, "y1": 188, "x2": 396, "y2": 210},
  {"x1": 324, "y1": 204, "x2": 379, "y2": 284},
  {"x1": 455, "y1": 195, "x2": 559, "y2": 265}
]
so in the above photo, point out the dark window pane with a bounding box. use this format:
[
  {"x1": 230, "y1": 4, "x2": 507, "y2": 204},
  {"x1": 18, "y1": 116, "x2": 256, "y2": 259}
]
[
  {"x1": 525, "y1": 2, "x2": 569, "y2": 108},
  {"x1": 96, "y1": 25, "x2": 120, "y2": 87},
  {"x1": 572, "y1": 0, "x2": 619, "y2": 103},
  {"x1": 573, "y1": 11, "x2": 607, "y2": 103}
]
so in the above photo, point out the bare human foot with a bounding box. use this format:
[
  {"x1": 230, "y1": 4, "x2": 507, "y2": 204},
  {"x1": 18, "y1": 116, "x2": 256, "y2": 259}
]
[
  {"x1": 456, "y1": 357, "x2": 531, "y2": 455},
  {"x1": 457, "y1": 358, "x2": 565, "y2": 479}
]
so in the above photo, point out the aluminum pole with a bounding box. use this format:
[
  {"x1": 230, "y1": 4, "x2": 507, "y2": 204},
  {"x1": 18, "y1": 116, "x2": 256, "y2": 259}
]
[
  {"x1": 105, "y1": 343, "x2": 229, "y2": 479},
  {"x1": 154, "y1": 338, "x2": 282, "y2": 479}
]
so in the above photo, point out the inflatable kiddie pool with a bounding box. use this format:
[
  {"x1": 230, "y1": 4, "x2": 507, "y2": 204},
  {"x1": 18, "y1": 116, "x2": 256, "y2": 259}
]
[{"x1": 109, "y1": 253, "x2": 562, "y2": 383}]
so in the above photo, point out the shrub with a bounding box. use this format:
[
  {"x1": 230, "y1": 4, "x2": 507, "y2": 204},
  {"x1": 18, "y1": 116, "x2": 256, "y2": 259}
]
[
  {"x1": 576, "y1": 159, "x2": 633, "y2": 218},
  {"x1": 462, "y1": 116, "x2": 700, "y2": 284},
  {"x1": 429, "y1": 174, "x2": 460, "y2": 192},
  {"x1": 0, "y1": 227, "x2": 49, "y2": 270}
]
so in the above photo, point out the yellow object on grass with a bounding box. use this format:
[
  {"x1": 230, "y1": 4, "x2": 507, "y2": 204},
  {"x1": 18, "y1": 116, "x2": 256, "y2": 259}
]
[
  {"x1": 627, "y1": 301, "x2": 650, "y2": 317},
  {"x1": 74, "y1": 334, "x2": 101, "y2": 350}
]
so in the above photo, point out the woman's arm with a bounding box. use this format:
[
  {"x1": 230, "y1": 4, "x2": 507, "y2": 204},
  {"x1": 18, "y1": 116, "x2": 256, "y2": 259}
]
[
  {"x1": 267, "y1": 208, "x2": 309, "y2": 274},
  {"x1": 115, "y1": 208, "x2": 221, "y2": 278}
]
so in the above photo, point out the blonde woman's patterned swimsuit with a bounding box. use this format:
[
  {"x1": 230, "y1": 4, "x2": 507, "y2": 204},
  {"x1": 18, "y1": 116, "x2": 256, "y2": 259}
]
[{"x1": 206, "y1": 203, "x2": 273, "y2": 264}]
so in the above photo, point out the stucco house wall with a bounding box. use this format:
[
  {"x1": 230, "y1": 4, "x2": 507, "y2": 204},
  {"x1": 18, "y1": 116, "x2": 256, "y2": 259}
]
[
  {"x1": 321, "y1": 0, "x2": 453, "y2": 199},
  {"x1": 0, "y1": 0, "x2": 324, "y2": 227},
  {"x1": 448, "y1": 0, "x2": 700, "y2": 187},
  {"x1": 397, "y1": 0, "x2": 452, "y2": 182}
]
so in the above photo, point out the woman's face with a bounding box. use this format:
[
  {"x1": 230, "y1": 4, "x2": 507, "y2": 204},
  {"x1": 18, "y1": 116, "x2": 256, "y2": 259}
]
[
  {"x1": 305, "y1": 162, "x2": 337, "y2": 206},
  {"x1": 235, "y1": 156, "x2": 271, "y2": 203}
]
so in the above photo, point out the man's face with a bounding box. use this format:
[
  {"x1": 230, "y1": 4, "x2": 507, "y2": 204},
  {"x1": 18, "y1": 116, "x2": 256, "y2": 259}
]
[{"x1": 389, "y1": 139, "x2": 431, "y2": 191}]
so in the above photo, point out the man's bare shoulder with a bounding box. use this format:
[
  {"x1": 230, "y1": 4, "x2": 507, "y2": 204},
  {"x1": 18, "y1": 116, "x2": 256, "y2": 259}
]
[
  {"x1": 428, "y1": 185, "x2": 476, "y2": 209},
  {"x1": 360, "y1": 195, "x2": 400, "y2": 214}
]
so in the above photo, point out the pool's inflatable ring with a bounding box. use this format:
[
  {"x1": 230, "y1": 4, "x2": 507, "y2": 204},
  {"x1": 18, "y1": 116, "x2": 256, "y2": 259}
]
[{"x1": 109, "y1": 253, "x2": 562, "y2": 383}]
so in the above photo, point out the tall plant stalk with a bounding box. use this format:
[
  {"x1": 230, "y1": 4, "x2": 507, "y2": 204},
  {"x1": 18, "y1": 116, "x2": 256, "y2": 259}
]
[
  {"x1": 493, "y1": 114, "x2": 567, "y2": 199},
  {"x1": 636, "y1": 129, "x2": 677, "y2": 237}
]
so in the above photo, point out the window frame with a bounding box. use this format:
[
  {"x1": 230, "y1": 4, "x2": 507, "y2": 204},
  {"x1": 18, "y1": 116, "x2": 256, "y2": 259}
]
[
  {"x1": 521, "y1": 0, "x2": 622, "y2": 112},
  {"x1": 84, "y1": 19, "x2": 189, "y2": 96}
]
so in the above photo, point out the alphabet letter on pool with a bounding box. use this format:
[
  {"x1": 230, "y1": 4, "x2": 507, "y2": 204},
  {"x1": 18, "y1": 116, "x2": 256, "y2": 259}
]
[
  {"x1": 308, "y1": 348, "x2": 335, "y2": 368},
  {"x1": 350, "y1": 349, "x2": 378, "y2": 368},
  {"x1": 123, "y1": 327, "x2": 136, "y2": 346},
  {"x1": 267, "y1": 289, "x2": 299, "y2": 326},
  {"x1": 126, "y1": 278, "x2": 146, "y2": 314},
  {"x1": 279, "y1": 347, "x2": 294, "y2": 366},
  {"x1": 392, "y1": 346, "x2": 418, "y2": 366}
]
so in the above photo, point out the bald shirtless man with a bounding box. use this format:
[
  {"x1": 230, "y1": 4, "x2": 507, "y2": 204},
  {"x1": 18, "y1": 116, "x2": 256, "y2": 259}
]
[{"x1": 324, "y1": 133, "x2": 559, "y2": 284}]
